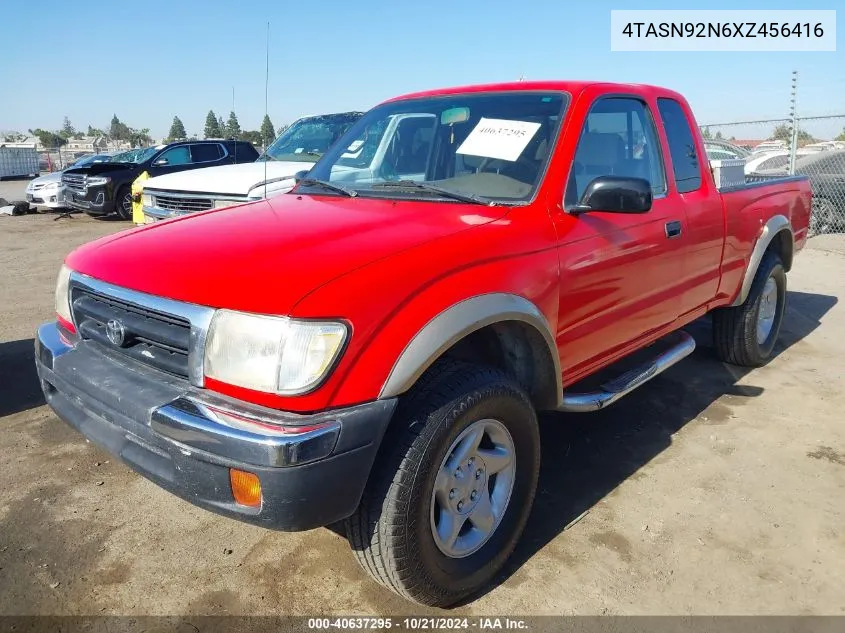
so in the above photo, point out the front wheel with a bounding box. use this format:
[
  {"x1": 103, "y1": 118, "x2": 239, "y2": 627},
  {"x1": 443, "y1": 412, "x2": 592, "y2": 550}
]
[
  {"x1": 713, "y1": 251, "x2": 786, "y2": 367},
  {"x1": 114, "y1": 186, "x2": 133, "y2": 220},
  {"x1": 345, "y1": 360, "x2": 540, "y2": 607},
  {"x1": 810, "y1": 197, "x2": 838, "y2": 236}
]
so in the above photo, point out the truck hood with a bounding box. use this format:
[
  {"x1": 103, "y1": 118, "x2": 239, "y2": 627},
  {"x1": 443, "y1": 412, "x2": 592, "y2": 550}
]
[
  {"x1": 143, "y1": 161, "x2": 316, "y2": 196},
  {"x1": 66, "y1": 194, "x2": 505, "y2": 315},
  {"x1": 64, "y1": 163, "x2": 138, "y2": 176}
]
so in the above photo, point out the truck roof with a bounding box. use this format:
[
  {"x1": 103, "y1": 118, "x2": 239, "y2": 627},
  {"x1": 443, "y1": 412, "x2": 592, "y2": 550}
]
[{"x1": 385, "y1": 80, "x2": 687, "y2": 104}]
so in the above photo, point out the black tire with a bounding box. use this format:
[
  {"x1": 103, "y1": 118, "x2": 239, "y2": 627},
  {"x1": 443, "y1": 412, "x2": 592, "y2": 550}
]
[
  {"x1": 115, "y1": 186, "x2": 133, "y2": 220},
  {"x1": 345, "y1": 359, "x2": 540, "y2": 607},
  {"x1": 810, "y1": 197, "x2": 837, "y2": 236},
  {"x1": 712, "y1": 251, "x2": 786, "y2": 367}
]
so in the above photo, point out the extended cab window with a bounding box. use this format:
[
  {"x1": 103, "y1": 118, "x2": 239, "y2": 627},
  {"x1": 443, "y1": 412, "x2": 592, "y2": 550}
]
[
  {"x1": 565, "y1": 97, "x2": 666, "y2": 208},
  {"x1": 657, "y1": 98, "x2": 702, "y2": 193},
  {"x1": 190, "y1": 143, "x2": 223, "y2": 163}
]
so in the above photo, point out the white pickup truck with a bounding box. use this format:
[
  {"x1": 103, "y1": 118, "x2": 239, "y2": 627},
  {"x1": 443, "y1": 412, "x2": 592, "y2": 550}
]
[
  {"x1": 141, "y1": 111, "x2": 437, "y2": 221},
  {"x1": 140, "y1": 112, "x2": 363, "y2": 221}
]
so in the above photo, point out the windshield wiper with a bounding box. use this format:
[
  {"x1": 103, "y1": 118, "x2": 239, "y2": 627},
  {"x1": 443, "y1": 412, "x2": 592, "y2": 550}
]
[
  {"x1": 298, "y1": 178, "x2": 358, "y2": 197},
  {"x1": 371, "y1": 180, "x2": 494, "y2": 205}
]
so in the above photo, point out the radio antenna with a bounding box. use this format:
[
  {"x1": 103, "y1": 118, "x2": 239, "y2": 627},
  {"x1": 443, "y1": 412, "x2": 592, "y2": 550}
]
[{"x1": 264, "y1": 21, "x2": 270, "y2": 199}]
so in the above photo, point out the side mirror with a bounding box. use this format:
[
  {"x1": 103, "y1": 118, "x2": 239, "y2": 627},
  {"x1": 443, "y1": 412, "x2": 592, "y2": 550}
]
[
  {"x1": 293, "y1": 170, "x2": 309, "y2": 183},
  {"x1": 570, "y1": 176, "x2": 652, "y2": 215},
  {"x1": 154, "y1": 158, "x2": 169, "y2": 166}
]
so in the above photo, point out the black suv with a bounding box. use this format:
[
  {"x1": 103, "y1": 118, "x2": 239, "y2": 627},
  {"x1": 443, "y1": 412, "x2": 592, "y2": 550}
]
[{"x1": 62, "y1": 140, "x2": 259, "y2": 219}]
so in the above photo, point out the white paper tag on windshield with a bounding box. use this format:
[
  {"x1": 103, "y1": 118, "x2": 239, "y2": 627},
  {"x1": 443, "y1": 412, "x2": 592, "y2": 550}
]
[{"x1": 456, "y1": 118, "x2": 542, "y2": 162}]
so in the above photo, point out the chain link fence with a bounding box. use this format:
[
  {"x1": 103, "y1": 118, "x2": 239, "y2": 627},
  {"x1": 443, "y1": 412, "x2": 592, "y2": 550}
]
[{"x1": 700, "y1": 115, "x2": 845, "y2": 236}]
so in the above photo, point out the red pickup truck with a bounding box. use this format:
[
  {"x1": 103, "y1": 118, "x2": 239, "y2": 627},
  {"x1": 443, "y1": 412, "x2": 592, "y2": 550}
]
[{"x1": 36, "y1": 81, "x2": 810, "y2": 606}]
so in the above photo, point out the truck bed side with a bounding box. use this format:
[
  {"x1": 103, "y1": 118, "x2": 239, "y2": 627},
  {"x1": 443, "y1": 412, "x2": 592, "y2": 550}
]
[{"x1": 714, "y1": 176, "x2": 811, "y2": 306}]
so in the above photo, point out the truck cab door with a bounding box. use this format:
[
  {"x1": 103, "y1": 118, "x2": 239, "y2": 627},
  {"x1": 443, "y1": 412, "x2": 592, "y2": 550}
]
[{"x1": 552, "y1": 95, "x2": 687, "y2": 379}]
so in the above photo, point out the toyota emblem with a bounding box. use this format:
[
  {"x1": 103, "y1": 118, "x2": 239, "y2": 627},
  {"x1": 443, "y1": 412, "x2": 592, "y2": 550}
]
[{"x1": 106, "y1": 319, "x2": 126, "y2": 347}]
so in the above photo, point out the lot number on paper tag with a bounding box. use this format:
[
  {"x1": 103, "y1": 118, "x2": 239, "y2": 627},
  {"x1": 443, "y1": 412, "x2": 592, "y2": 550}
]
[{"x1": 456, "y1": 118, "x2": 542, "y2": 162}]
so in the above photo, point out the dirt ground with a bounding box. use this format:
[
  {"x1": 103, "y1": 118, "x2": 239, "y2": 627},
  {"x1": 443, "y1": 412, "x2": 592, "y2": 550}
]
[{"x1": 1, "y1": 176, "x2": 844, "y2": 616}]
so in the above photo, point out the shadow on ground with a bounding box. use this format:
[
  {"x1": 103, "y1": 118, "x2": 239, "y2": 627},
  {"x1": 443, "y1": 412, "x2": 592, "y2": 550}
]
[
  {"x1": 477, "y1": 289, "x2": 838, "y2": 601},
  {"x1": 0, "y1": 338, "x2": 44, "y2": 417}
]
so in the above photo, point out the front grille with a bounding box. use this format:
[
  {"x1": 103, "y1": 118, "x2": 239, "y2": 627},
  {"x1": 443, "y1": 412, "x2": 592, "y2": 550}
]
[
  {"x1": 63, "y1": 173, "x2": 86, "y2": 193},
  {"x1": 70, "y1": 287, "x2": 191, "y2": 378},
  {"x1": 152, "y1": 194, "x2": 214, "y2": 213}
]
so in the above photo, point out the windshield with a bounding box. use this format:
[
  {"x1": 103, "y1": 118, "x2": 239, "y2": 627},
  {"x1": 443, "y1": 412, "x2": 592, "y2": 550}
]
[
  {"x1": 71, "y1": 154, "x2": 110, "y2": 167},
  {"x1": 108, "y1": 147, "x2": 159, "y2": 164},
  {"x1": 258, "y1": 112, "x2": 363, "y2": 163},
  {"x1": 302, "y1": 92, "x2": 567, "y2": 204}
]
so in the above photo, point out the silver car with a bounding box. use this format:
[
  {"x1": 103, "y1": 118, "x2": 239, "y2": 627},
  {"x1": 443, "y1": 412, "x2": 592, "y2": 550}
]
[{"x1": 25, "y1": 153, "x2": 114, "y2": 209}]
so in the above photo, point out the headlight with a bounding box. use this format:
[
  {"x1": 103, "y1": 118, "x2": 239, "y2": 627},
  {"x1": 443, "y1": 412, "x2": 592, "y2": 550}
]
[
  {"x1": 55, "y1": 264, "x2": 73, "y2": 326},
  {"x1": 141, "y1": 193, "x2": 152, "y2": 207},
  {"x1": 43, "y1": 181, "x2": 60, "y2": 189},
  {"x1": 87, "y1": 176, "x2": 111, "y2": 186},
  {"x1": 204, "y1": 310, "x2": 347, "y2": 395}
]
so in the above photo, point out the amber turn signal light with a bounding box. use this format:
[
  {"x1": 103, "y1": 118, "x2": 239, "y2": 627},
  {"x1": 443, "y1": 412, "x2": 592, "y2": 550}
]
[{"x1": 230, "y1": 468, "x2": 262, "y2": 508}]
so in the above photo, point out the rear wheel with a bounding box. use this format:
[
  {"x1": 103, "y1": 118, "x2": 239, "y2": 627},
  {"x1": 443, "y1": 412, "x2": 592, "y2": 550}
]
[
  {"x1": 345, "y1": 360, "x2": 540, "y2": 607},
  {"x1": 115, "y1": 186, "x2": 133, "y2": 220},
  {"x1": 713, "y1": 251, "x2": 786, "y2": 367}
]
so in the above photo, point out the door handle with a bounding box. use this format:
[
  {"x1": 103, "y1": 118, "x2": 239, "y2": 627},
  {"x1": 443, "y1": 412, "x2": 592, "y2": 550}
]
[{"x1": 665, "y1": 220, "x2": 682, "y2": 239}]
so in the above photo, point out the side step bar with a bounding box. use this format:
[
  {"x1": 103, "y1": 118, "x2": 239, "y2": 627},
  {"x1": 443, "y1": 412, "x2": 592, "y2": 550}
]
[{"x1": 558, "y1": 331, "x2": 696, "y2": 413}]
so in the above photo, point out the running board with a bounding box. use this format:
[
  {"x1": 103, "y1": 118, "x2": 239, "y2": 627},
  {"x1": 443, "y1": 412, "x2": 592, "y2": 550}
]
[{"x1": 558, "y1": 331, "x2": 696, "y2": 413}]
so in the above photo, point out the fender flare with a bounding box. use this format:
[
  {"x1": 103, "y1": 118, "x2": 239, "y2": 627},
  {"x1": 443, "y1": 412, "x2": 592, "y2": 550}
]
[
  {"x1": 378, "y1": 293, "x2": 562, "y2": 405},
  {"x1": 730, "y1": 215, "x2": 793, "y2": 307}
]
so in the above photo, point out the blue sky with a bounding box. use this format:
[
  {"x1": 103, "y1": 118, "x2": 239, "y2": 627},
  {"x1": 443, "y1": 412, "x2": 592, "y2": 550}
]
[{"x1": 1, "y1": 0, "x2": 842, "y2": 139}]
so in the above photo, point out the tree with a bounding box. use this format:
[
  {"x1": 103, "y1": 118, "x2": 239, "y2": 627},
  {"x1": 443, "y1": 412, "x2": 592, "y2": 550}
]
[
  {"x1": 127, "y1": 128, "x2": 153, "y2": 147},
  {"x1": 701, "y1": 127, "x2": 712, "y2": 139},
  {"x1": 226, "y1": 111, "x2": 241, "y2": 140},
  {"x1": 217, "y1": 115, "x2": 226, "y2": 138},
  {"x1": 715, "y1": 131, "x2": 723, "y2": 140},
  {"x1": 60, "y1": 116, "x2": 76, "y2": 139},
  {"x1": 87, "y1": 125, "x2": 106, "y2": 137},
  {"x1": 204, "y1": 110, "x2": 221, "y2": 138},
  {"x1": 240, "y1": 130, "x2": 263, "y2": 145},
  {"x1": 771, "y1": 124, "x2": 815, "y2": 145},
  {"x1": 109, "y1": 114, "x2": 130, "y2": 141},
  {"x1": 835, "y1": 127, "x2": 845, "y2": 142},
  {"x1": 168, "y1": 116, "x2": 187, "y2": 141},
  {"x1": 260, "y1": 114, "x2": 275, "y2": 146},
  {"x1": 28, "y1": 128, "x2": 67, "y2": 148}
]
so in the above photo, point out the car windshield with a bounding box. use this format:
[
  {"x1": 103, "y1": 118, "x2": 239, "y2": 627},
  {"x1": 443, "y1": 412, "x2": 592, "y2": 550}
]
[
  {"x1": 258, "y1": 113, "x2": 364, "y2": 163},
  {"x1": 302, "y1": 92, "x2": 568, "y2": 204},
  {"x1": 71, "y1": 154, "x2": 110, "y2": 167},
  {"x1": 108, "y1": 147, "x2": 159, "y2": 164}
]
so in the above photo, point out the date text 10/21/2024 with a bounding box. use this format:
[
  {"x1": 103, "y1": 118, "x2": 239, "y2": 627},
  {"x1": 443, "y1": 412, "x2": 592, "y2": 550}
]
[{"x1": 307, "y1": 617, "x2": 529, "y2": 630}]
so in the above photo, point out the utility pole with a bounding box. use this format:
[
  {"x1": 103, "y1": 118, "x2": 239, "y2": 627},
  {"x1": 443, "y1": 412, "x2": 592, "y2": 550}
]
[{"x1": 788, "y1": 71, "x2": 799, "y2": 175}]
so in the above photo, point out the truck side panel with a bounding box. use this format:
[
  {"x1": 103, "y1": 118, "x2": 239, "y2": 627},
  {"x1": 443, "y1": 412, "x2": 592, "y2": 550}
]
[{"x1": 715, "y1": 178, "x2": 811, "y2": 306}]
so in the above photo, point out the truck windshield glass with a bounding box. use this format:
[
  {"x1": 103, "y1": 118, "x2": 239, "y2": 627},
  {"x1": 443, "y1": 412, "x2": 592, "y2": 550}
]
[
  {"x1": 302, "y1": 92, "x2": 567, "y2": 204},
  {"x1": 108, "y1": 147, "x2": 159, "y2": 164},
  {"x1": 259, "y1": 113, "x2": 363, "y2": 163}
]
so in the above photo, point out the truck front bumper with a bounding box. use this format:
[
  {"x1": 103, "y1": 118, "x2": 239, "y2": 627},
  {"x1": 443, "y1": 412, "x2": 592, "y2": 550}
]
[
  {"x1": 67, "y1": 187, "x2": 113, "y2": 215},
  {"x1": 35, "y1": 322, "x2": 396, "y2": 531}
]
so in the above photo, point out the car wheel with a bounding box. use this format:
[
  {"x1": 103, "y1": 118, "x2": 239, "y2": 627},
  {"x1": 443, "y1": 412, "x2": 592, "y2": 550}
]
[
  {"x1": 115, "y1": 186, "x2": 133, "y2": 220},
  {"x1": 712, "y1": 251, "x2": 786, "y2": 367},
  {"x1": 346, "y1": 359, "x2": 540, "y2": 607},
  {"x1": 810, "y1": 197, "x2": 837, "y2": 236}
]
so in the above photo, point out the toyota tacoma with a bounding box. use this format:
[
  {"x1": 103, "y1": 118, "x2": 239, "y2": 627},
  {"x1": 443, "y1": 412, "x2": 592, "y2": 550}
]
[{"x1": 36, "y1": 81, "x2": 811, "y2": 606}]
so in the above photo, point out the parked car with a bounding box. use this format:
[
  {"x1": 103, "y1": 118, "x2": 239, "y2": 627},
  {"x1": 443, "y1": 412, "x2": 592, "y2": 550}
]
[
  {"x1": 703, "y1": 139, "x2": 750, "y2": 161},
  {"x1": 752, "y1": 140, "x2": 788, "y2": 154},
  {"x1": 794, "y1": 150, "x2": 845, "y2": 234},
  {"x1": 24, "y1": 153, "x2": 114, "y2": 210},
  {"x1": 140, "y1": 112, "x2": 362, "y2": 221},
  {"x1": 62, "y1": 140, "x2": 259, "y2": 220},
  {"x1": 37, "y1": 80, "x2": 810, "y2": 606}
]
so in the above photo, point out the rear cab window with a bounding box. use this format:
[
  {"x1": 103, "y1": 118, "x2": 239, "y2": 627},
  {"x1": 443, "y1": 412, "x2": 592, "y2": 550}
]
[
  {"x1": 190, "y1": 143, "x2": 224, "y2": 163},
  {"x1": 657, "y1": 98, "x2": 703, "y2": 193}
]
